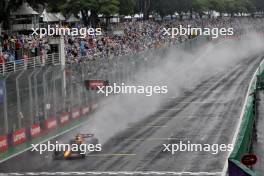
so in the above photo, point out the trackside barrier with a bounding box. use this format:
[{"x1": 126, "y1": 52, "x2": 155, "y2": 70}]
[
  {"x1": 91, "y1": 103, "x2": 98, "y2": 110},
  {"x1": 71, "y1": 108, "x2": 81, "y2": 119},
  {"x1": 12, "y1": 128, "x2": 27, "y2": 146},
  {"x1": 0, "y1": 103, "x2": 98, "y2": 156},
  {"x1": 30, "y1": 124, "x2": 41, "y2": 138},
  {"x1": 59, "y1": 112, "x2": 70, "y2": 125},
  {"x1": 81, "y1": 106, "x2": 90, "y2": 115},
  {"x1": 44, "y1": 117, "x2": 57, "y2": 130},
  {"x1": 228, "y1": 58, "x2": 264, "y2": 176},
  {"x1": 0, "y1": 135, "x2": 8, "y2": 152}
]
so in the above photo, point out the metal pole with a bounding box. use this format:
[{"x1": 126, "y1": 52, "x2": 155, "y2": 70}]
[
  {"x1": 43, "y1": 67, "x2": 52, "y2": 119},
  {"x1": 86, "y1": 62, "x2": 92, "y2": 105},
  {"x1": 16, "y1": 70, "x2": 25, "y2": 129},
  {"x1": 70, "y1": 66, "x2": 74, "y2": 108},
  {"x1": 34, "y1": 68, "x2": 42, "y2": 123},
  {"x1": 59, "y1": 35, "x2": 66, "y2": 109},
  {"x1": 59, "y1": 35, "x2": 65, "y2": 66},
  {"x1": 28, "y1": 70, "x2": 37, "y2": 124},
  {"x1": 60, "y1": 67, "x2": 66, "y2": 111},
  {"x1": 80, "y1": 64, "x2": 85, "y2": 105},
  {"x1": 3, "y1": 73, "x2": 11, "y2": 133},
  {"x1": 52, "y1": 68, "x2": 57, "y2": 115}
]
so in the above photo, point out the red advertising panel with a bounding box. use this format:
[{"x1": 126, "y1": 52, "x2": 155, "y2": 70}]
[
  {"x1": 12, "y1": 128, "x2": 27, "y2": 146},
  {"x1": 91, "y1": 103, "x2": 98, "y2": 110},
  {"x1": 60, "y1": 112, "x2": 70, "y2": 124},
  {"x1": 82, "y1": 106, "x2": 90, "y2": 115},
  {"x1": 84, "y1": 80, "x2": 108, "y2": 90},
  {"x1": 30, "y1": 124, "x2": 41, "y2": 138},
  {"x1": 0, "y1": 135, "x2": 8, "y2": 151},
  {"x1": 45, "y1": 117, "x2": 57, "y2": 129},
  {"x1": 71, "y1": 108, "x2": 81, "y2": 119}
]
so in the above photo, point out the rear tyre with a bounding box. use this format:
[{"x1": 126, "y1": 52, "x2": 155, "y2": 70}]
[{"x1": 81, "y1": 154, "x2": 86, "y2": 159}]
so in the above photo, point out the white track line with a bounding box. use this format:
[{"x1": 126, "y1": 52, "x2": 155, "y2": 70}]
[{"x1": 4, "y1": 171, "x2": 223, "y2": 175}]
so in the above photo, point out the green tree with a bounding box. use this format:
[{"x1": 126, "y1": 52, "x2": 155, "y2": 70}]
[
  {"x1": 173, "y1": 0, "x2": 192, "y2": 20},
  {"x1": 193, "y1": 0, "x2": 209, "y2": 18},
  {"x1": 208, "y1": 0, "x2": 225, "y2": 17},
  {"x1": 100, "y1": 0, "x2": 119, "y2": 27},
  {"x1": 255, "y1": 0, "x2": 264, "y2": 12},
  {"x1": 119, "y1": 0, "x2": 136, "y2": 16},
  {"x1": 153, "y1": 0, "x2": 173, "y2": 19},
  {"x1": 63, "y1": 0, "x2": 119, "y2": 27},
  {"x1": 223, "y1": 0, "x2": 255, "y2": 16}
]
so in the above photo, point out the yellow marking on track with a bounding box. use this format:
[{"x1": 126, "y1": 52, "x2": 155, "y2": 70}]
[
  {"x1": 156, "y1": 116, "x2": 172, "y2": 119},
  {"x1": 129, "y1": 125, "x2": 167, "y2": 128},
  {"x1": 145, "y1": 125, "x2": 167, "y2": 127},
  {"x1": 159, "y1": 108, "x2": 181, "y2": 110},
  {"x1": 126, "y1": 138, "x2": 185, "y2": 141},
  {"x1": 86, "y1": 153, "x2": 136, "y2": 157}
]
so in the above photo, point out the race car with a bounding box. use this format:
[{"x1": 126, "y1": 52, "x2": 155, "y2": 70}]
[{"x1": 53, "y1": 133, "x2": 99, "y2": 160}]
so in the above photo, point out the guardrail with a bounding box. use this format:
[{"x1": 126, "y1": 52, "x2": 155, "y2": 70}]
[
  {"x1": 0, "y1": 53, "x2": 60, "y2": 75},
  {"x1": 227, "y1": 57, "x2": 264, "y2": 176}
]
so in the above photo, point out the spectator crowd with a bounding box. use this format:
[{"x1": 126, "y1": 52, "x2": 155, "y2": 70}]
[{"x1": 1, "y1": 18, "x2": 264, "y2": 66}]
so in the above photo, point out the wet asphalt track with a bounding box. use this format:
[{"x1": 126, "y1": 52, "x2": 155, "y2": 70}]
[{"x1": 0, "y1": 55, "x2": 262, "y2": 175}]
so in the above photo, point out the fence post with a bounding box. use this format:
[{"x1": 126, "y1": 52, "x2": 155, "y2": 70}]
[
  {"x1": 28, "y1": 70, "x2": 37, "y2": 124},
  {"x1": 59, "y1": 35, "x2": 65, "y2": 66},
  {"x1": 34, "y1": 69, "x2": 42, "y2": 123},
  {"x1": 52, "y1": 68, "x2": 57, "y2": 115},
  {"x1": 59, "y1": 35, "x2": 66, "y2": 110},
  {"x1": 16, "y1": 70, "x2": 25, "y2": 129},
  {"x1": 33, "y1": 56, "x2": 36, "y2": 68},
  {"x1": 2, "y1": 63, "x2": 4, "y2": 75},
  {"x1": 70, "y1": 66, "x2": 74, "y2": 108},
  {"x1": 3, "y1": 73, "x2": 11, "y2": 133},
  {"x1": 86, "y1": 61, "x2": 92, "y2": 105},
  {"x1": 60, "y1": 67, "x2": 66, "y2": 111},
  {"x1": 61, "y1": 67, "x2": 66, "y2": 105},
  {"x1": 13, "y1": 61, "x2": 16, "y2": 72},
  {"x1": 52, "y1": 54, "x2": 55, "y2": 65},
  {"x1": 43, "y1": 67, "x2": 52, "y2": 120},
  {"x1": 80, "y1": 65, "x2": 85, "y2": 105}
]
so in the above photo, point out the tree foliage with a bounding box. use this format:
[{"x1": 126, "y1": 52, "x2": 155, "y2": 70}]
[
  {"x1": 119, "y1": 0, "x2": 135, "y2": 15},
  {"x1": 62, "y1": 0, "x2": 119, "y2": 27},
  {"x1": 1, "y1": 0, "x2": 264, "y2": 29}
]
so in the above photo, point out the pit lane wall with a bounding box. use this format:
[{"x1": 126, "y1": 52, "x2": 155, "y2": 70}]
[{"x1": 228, "y1": 57, "x2": 264, "y2": 176}]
